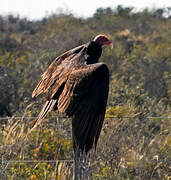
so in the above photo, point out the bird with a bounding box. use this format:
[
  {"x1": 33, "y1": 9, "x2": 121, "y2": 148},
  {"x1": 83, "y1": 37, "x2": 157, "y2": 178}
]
[{"x1": 31, "y1": 34, "x2": 113, "y2": 154}]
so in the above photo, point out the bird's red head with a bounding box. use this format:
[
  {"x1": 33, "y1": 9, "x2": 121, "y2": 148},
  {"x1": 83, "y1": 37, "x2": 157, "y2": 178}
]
[{"x1": 93, "y1": 34, "x2": 113, "y2": 48}]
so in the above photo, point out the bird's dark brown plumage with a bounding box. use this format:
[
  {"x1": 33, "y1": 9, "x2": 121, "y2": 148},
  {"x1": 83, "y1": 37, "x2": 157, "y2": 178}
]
[{"x1": 32, "y1": 35, "x2": 111, "y2": 153}]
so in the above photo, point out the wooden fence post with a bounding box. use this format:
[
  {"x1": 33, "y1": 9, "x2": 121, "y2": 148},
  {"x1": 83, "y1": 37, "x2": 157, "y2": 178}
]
[{"x1": 73, "y1": 149, "x2": 92, "y2": 180}]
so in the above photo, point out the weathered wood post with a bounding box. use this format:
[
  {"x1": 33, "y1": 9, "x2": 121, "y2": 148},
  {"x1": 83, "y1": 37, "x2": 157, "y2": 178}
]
[{"x1": 73, "y1": 148, "x2": 92, "y2": 180}]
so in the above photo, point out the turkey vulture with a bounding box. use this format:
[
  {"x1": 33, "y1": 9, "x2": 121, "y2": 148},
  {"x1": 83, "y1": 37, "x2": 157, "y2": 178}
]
[{"x1": 31, "y1": 34, "x2": 113, "y2": 154}]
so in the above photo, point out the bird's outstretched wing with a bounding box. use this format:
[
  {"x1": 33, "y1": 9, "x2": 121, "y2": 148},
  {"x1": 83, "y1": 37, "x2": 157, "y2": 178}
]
[
  {"x1": 30, "y1": 45, "x2": 86, "y2": 131},
  {"x1": 32, "y1": 44, "x2": 85, "y2": 98},
  {"x1": 57, "y1": 63, "x2": 109, "y2": 153}
]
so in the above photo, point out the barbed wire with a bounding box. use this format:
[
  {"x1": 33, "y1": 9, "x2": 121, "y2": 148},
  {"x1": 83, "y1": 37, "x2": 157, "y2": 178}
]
[
  {"x1": 0, "y1": 116, "x2": 170, "y2": 120},
  {"x1": 1, "y1": 160, "x2": 74, "y2": 163}
]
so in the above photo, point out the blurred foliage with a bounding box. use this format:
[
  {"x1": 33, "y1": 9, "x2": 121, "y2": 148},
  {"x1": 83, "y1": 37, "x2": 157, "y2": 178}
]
[{"x1": 0, "y1": 5, "x2": 171, "y2": 179}]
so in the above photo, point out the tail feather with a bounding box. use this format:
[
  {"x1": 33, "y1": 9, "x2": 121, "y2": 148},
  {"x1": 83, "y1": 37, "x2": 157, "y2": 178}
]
[{"x1": 30, "y1": 100, "x2": 57, "y2": 132}]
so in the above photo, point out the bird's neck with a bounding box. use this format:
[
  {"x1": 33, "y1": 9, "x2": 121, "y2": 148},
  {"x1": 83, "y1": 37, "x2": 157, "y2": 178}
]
[{"x1": 85, "y1": 41, "x2": 102, "y2": 64}]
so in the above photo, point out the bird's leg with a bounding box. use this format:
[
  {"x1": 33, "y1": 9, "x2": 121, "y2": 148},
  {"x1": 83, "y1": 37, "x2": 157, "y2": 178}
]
[{"x1": 73, "y1": 148, "x2": 92, "y2": 180}]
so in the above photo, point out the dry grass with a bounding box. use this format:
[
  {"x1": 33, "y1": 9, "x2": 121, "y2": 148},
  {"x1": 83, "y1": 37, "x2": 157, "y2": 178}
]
[{"x1": 0, "y1": 113, "x2": 170, "y2": 179}]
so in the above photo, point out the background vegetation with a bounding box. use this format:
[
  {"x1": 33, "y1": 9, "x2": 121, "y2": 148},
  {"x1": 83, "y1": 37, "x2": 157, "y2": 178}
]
[{"x1": 0, "y1": 6, "x2": 170, "y2": 179}]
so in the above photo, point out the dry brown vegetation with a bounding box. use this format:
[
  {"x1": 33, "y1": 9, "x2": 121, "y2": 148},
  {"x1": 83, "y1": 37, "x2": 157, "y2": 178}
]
[{"x1": 0, "y1": 114, "x2": 170, "y2": 179}]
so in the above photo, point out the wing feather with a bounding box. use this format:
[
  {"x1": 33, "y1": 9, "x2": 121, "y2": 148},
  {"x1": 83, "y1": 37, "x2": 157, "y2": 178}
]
[{"x1": 32, "y1": 44, "x2": 85, "y2": 97}]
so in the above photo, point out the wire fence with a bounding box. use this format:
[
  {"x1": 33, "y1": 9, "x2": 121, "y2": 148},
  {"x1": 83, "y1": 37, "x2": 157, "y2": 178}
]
[{"x1": 0, "y1": 116, "x2": 170, "y2": 120}]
